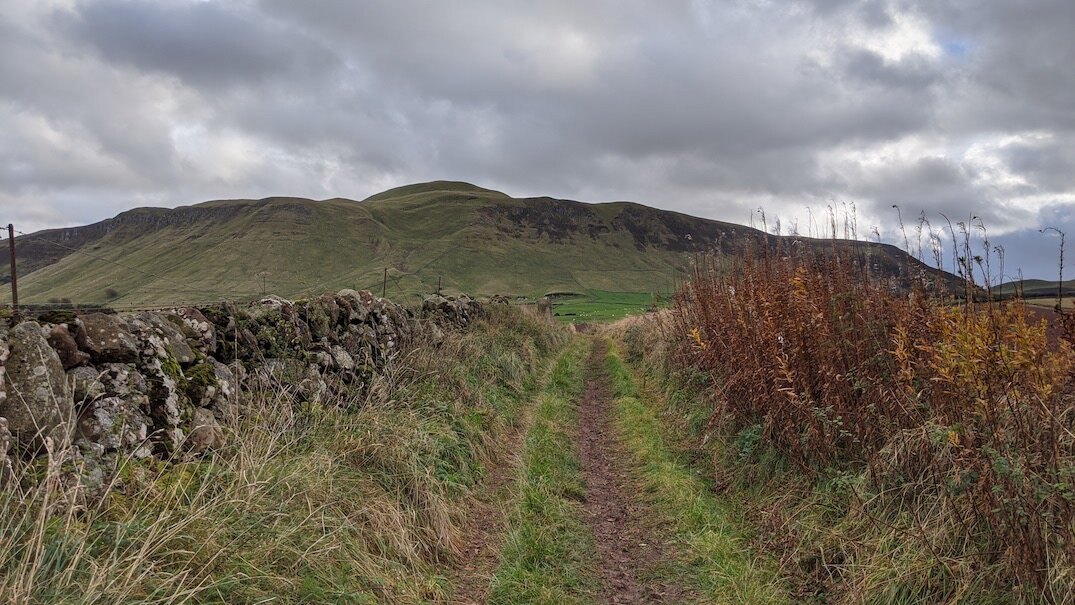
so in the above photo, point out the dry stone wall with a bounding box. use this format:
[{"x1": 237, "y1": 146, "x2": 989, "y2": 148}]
[{"x1": 0, "y1": 290, "x2": 487, "y2": 487}]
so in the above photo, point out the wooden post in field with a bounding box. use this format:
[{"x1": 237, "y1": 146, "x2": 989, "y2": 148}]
[
  {"x1": 255, "y1": 271, "x2": 270, "y2": 297},
  {"x1": 382, "y1": 267, "x2": 388, "y2": 298},
  {"x1": 437, "y1": 276, "x2": 442, "y2": 295},
  {"x1": 7, "y1": 224, "x2": 17, "y2": 319}
]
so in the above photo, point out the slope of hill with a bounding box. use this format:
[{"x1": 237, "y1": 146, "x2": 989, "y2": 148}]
[
  {"x1": 996, "y1": 278, "x2": 1075, "y2": 298},
  {"x1": 0, "y1": 181, "x2": 948, "y2": 306}
]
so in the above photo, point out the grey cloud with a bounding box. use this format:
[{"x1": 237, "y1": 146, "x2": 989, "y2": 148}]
[
  {"x1": 847, "y1": 155, "x2": 1036, "y2": 233},
  {"x1": 841, "y1": 49, "x2": 941, "y2": 91},
  {"x1": 919, "y1": 0, "x2": 1075, "y2": 133},
  {"x1": 857, "y1": 2, "x2": 894, "y2": 28},
  {"x1": 806, "y1": 0, "x2": 862, "y2": 16},
  {"x1": 58, "y1": 0, "x2": 339, "y2": 90},
  {"x1": 1000, "y1": 139, "x2": 1075, "y2": 193},
  {"x1": 801, "y1": 0, "x2": 893, "y2": 27},
  {"x1": 0, "y1": 0, "x2": 1073, "y2": 278}
]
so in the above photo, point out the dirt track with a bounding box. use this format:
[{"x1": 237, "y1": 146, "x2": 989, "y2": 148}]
[
  {"x1": 453, "y1": 339, "x2": 687, "y2": 603},
  {"x1": 576, "y1": 341, "x2": 686, "y2": 604}
]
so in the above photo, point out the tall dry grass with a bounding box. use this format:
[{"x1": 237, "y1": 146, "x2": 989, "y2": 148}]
[
  {"x1": 0, "y1": 306, "x2": 563, "y2": 604},
  {"x1": 674, "y1": 244, "x2": 1075, "y2": 602}
]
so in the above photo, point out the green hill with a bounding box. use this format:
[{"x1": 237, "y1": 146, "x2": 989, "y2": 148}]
[
  {"x1": 997, "y1": 278, "x2": 1075, "y2": 297},
  {"x1": 0, "y1": 181, "x2": 947, "y2": 307}
]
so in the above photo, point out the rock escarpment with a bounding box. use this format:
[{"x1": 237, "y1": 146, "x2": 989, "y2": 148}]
[{"x1": 0, "y1": 291, "x2": 492, "y2": 488}]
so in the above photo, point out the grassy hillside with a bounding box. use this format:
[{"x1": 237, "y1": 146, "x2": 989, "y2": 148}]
[
  {"x1": 996, "y1": 278, "x2": 1075, "y2": 299},
  {"x1": 1, "y1": 181, "x2": 948, "y2": 307}
]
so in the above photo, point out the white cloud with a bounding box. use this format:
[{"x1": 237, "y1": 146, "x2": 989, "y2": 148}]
[{"x1": 848, "y1": 10, "x2": 941, "y2": 61}]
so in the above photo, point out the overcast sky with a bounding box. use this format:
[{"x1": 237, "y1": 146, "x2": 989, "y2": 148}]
[{"x1": 2, "y1": 0, "x2": 1073, "y2": 279}]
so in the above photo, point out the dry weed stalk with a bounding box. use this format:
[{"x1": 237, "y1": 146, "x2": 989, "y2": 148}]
[{"x1": 675, "y1": 236, "x2": 1075, "y2": 599}]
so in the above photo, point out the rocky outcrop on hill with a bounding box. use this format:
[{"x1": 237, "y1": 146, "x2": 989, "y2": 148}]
[{"x1": 0, "y1": 290, "x2": 492, "y2": 491}]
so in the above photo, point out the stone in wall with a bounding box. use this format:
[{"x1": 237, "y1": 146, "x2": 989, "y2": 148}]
[
  {"x1": 331, "y1": 346, "x2": 355, "y2": 371},
  {"x1": 186, "y1": 408, "x2": 224, "y2": 454},
  {"x1": 68, "y1": 366, "x2": 106, "y2": 404},
  {"x1": 76, "y1": 396, "x2": 152, "y2": 459},
  {"x1": 0, "y1": 417, "x2": 12, "y2": 484},
  {"x1": 75, "y1": 313, "x2": 139, "y2": 364},
  {"x1": 140, "y1": 356, "x2": 187, "y2": 454},
  {"x1": 422, "y1": 294, "x2": 482, "y2": 327},
  {"x1": 206, "y1": 360, "x2": 238, "y2": 421},
  {"x1": 47, "y1": 324, "x2": 89, "y2": 370},
  {"x1": 302, "y1": 294, "x2": 337, "y2": 341},
  {"x1": 170, "y1": 308, "x2": 217, "y2": 355},
  {"x1": 300, "y1": 364, "x2": 328, "y2": 404},
  {"x1": 129, "y1": 312, "x2": 196, "y2": 364},
  {"x1": 1, "y1": 322, "x2": 73, "y2": 451}
]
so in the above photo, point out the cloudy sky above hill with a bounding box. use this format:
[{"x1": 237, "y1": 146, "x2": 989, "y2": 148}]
[{"x1": 2, "y1": 0, "x2": 1073, "y2": 278}]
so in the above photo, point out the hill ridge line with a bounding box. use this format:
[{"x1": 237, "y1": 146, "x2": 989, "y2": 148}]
[{"x1": 1, "y1": 181, "x2": 956, "y2": 306}]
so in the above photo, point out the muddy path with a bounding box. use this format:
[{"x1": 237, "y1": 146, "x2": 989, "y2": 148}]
[{"x1": 576, "y1": 340, "x2": 688, "y2": 604}]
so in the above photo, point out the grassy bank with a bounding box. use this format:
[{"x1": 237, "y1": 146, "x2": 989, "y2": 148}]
[
  {"x1": 603, "y1": 341, "x2": 788, "y2": 604},
  {"x1": 488, "y1": 340, "x2": 600, "y2": 605},
  {"x1": 0, "y1": 306, "x2": 564, "y2": 604}
]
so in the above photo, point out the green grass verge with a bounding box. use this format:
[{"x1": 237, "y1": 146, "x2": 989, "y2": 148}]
[
  {"x1": 488, "y1": 340, "x2": 600, "y2": 605},
  {"x1": 604, "y1": 342, "x2": 789, "y2": 604}
]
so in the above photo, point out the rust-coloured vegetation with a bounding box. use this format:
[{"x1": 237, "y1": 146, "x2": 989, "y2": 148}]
[{"x1": 674, "y1": 236, "x2": 1075, "y2": 598}]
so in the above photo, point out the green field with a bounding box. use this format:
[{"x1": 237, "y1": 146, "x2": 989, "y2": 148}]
[
  {"x1": 550, "y1": 291, "x2": 664, "y2": 323},
  {"x1": 1024, "y1": 296, "x2": 1075, "y2": 309}
]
